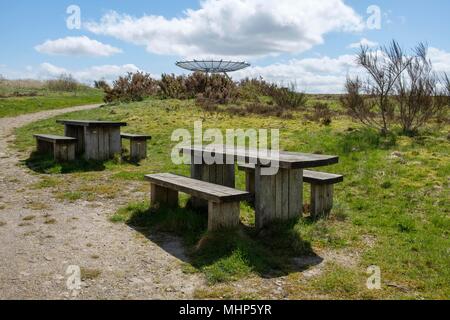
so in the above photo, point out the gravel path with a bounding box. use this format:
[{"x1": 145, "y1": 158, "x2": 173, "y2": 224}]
[{"x1": 0, "y1": 105, "x2": 202, "y2": 299}]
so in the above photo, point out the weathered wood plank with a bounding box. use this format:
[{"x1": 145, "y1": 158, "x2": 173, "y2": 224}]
[
  {"x1": 255, "y1": 165, "x2": 276, "y2": 229},
  {"x1": 288, "y1": 168, "x2": 303, "y2": 219},
  {"x1": 121, "y1": 133, "x2": 152, "y2": 140},
  {"x1": 103, "y1": 127, "x2": 110, "y2": 159},
  {"x1": 33, "y1": 134, "x2": 76, "y2": 143},
  {"x1": 84, "y1": 127, "x2": 99, "y2": 160},
  {"x1": 57, "y1": 120, "x2": 127, "y2": 127},
  {"x1": 303, "y1": 170, "x2": 343, "y2": 185},
  {"x1": 97, "y1": 126, "x2": 105, "y2": 160},
  {"x1": 281, "y1": 168, "x2": 289, "y2": 220},
  {"x1": 145, "y1": 173, "x2": 251, "y2": 203},
  {"x1": 208, "y1": 201, "x2": 240, "y2": 231},
  {"x1": 109, "y1": 127, "x2": 121, "y2": 156},
  {"x1": 223, "y1": 164, "x2": 236, "y2": 188},
  {"x1": 275, "y1": 170, "x2": 283, "y2": 219},
  {"x1": 310, "y1": 184, "x2": 334, "y2": 219},
  {"x1": 184, "y1": 145, "x2": 339, "y2": 169}
]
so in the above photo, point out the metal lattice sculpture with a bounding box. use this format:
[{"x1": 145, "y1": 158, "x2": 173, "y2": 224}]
[{"x1": 176, "y1": 60, "x2": 250, "y2": 78}]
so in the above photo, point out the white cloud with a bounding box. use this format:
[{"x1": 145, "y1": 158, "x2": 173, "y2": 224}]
[
  {"x1": 35, "y1": 36, "x2": 122, "y2": 57},
  {"x1": 38, "y1": 63, "x2": 141, "y2": 83},
  {"x1": 234, "y1": 54, "x2": 362, "y2": 93},
  {"x1": 428, "y1": 47, "x2": 450, "y2": 73},
  {"x1": 348, "y1": 38, "x2": 378, "y2": 49},
  {"x1": 85, "y1": 0, "x2": 364, "y2": 59}
]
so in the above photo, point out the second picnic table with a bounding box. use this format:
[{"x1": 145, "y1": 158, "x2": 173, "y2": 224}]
[
  {"x1": 56, "y1": 120, "x2": 127, "y2": 161},
  {"x1": 182, "y1": 145, "x2": 338, "y2": 228}
]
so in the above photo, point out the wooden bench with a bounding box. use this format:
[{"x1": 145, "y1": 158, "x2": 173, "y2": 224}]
[
  {"x1": 145, "y1": 173, "x2": 251, "y2": 231},
  {"x1": 121, "y1": 133, "x2": 152, "y2": 161},
  {"x1": 238, "y1": 163, "x2": 343, "y2": 219},
  {"x1": 34, "y1": 134, "x2": 77, "y2": 162}
]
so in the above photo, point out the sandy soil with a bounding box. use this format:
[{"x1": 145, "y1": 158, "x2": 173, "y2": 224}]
[{"x1": 0, "y1": 105, "x2": 203, "y2": 299}]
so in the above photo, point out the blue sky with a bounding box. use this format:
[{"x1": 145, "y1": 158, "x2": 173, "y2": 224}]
[{"x1": 1, "y1": 0, "x2": 449, "y2": 93}]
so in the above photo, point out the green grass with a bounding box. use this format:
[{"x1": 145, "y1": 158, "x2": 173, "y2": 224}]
[
  {"x1": 0, "y1": 85, "x2": 103, "y2": 118},
  {"x1": 12, "y1": 96, "x2": 450, "y2": 299},
  {"x1": 110, "y1": 201, "x2": 313, "y2": 284}
]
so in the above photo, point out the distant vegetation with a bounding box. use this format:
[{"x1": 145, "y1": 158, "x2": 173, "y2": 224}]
[
  {"x1": 98, "y1": 71, "x2": 308, "y2": 121},
  {"x1": 0, "y1": 75, "x2": 103, "y2": 118}
]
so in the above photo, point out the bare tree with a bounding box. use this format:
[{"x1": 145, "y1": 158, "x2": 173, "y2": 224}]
[
  {"x1": 343, "y1": 40, "x2": 448, "y2": 135},
  {"x1": 342, "y1": 41, "x2": 412, "y2": 134},
  {"x1": 395, "y1": 44, "x2": 448, "y2": 135},
  {"x1": 444, "y1": 73, "x2": 450, "y2": 97}
]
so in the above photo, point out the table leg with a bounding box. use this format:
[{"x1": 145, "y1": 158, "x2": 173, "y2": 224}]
[
  {"x1": 190, "y1": 154, "x2": 236, "y2": 209},
  {"x1": 254, "y1": 165, "x2": 303, "y2": 229},
  {"x1": 190, "y1": 153, "x2": 235, "y2": 188},
  {"x1": 65, "y1": 125, "x2": 84, "y2": 155}
]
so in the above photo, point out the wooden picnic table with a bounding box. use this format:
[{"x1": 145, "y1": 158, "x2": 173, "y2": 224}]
[
  {"x1": 56, "y1": 120, "x2": 127, "y2": 161},
  {"x1": 181, "y1": 145, "x2": 338, "y2": 228}
]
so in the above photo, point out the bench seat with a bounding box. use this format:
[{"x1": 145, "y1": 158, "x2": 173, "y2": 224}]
[
  {"x1": 121, "y1": 133, "x2": 152, "y2": 161},
  {"x1": 238, "y1": 163, "x2": 343, "y2": 219},
  {"x1": 34, "y1": 134, "x2": 77, "y2": 162},
  {"x1": 145, "y1": 173, "x2": 251, "y2": 231}
]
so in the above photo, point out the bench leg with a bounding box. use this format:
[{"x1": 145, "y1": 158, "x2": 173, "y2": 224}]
[
  {"x1": 54, "y1": 143, "x2": 75, "y2": 162},
  {"x1": 150, "y1": 183, "x2": 179, "y2": 208},
  {"x1": 207, "y1": 201, "x2": 240, "y2": 231},
  {"x1": 310, "y1": 184, "x2": 334, "y2": 219},
  {"x1": 36, "y1": 139, "x2": 52, "y2": 155},
  {"x1": 130, "y1": 139, "x2": 147, "y2": 161}
]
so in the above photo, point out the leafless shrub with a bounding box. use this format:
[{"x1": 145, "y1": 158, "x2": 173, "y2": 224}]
[
  {"x1": 342, "y1": 41, "x2": 411, "y2": 134},
  {"x1": 395, "y1": 44, "x2": 448, "y2": 134},
  {"x1": 343, "y1": 40, "x2": 449, "y2": 135},
  {"x1": 104, "y1": 72, "x2": 158, "y2": 103}
]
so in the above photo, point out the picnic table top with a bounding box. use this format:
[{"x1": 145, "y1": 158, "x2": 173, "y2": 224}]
[
  {"x1": 56, "y1": 120, "x2": 127, "y2": 127},
  {"x1": 182, "y1": 144, "x2": 338, "y2": 169}
]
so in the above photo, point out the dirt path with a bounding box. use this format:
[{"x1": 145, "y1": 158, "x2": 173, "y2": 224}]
[{"x1": 0, "y1": 105, "x2": 202, "y2": 299}]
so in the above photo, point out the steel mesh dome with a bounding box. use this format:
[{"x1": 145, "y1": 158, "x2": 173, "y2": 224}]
[{"x1": 176, "y1": 60, "x2": 250, "y2": 73}]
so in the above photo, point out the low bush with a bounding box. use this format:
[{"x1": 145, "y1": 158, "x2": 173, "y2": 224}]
[
  {"x1": 104, "y1": 72, "x2": 159, "y2": 103},
  {"x1": 159, "y1": 73, "x2": 190, "y2": 99},
  {"x1": 306, "y1": 102, "x2": 333, "y2": 125},
  {"x1": 270, "y1": 84, "x2": 307, "y2": 110}
]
